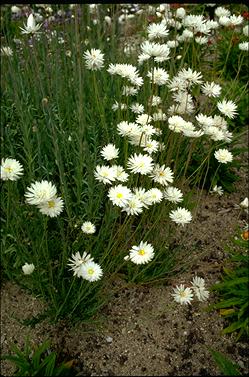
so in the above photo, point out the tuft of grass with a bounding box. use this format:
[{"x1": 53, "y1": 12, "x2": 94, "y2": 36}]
[{"x1": 209, "y1": 234, "x2": 249, "y2": 340}]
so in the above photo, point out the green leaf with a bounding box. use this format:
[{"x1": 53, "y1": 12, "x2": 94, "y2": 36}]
[
  {"x1": 209, "y1": 349, "x2": 241, "y2": 376},
  {"x1": 222, "y1": 319, "x2": 245, "y2": 334},
  {"x1": 32, "y1": 340, "x2": 51, "y2": 369}
]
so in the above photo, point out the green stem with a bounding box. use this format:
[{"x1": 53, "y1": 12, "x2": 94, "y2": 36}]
[
  {"x1": 93, "y1": 72, "x2": 109, "y2": 141},
  {"x1": 55, "y1": 276, "x2": 76, "y2": 321}
]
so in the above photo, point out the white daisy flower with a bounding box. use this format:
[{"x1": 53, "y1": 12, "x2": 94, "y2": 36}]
[
  {"x1": 145, "y1": 188, "x2": 163, "y2": 204},
  {"x1": 122, "y1": 86, "x2": 139, "y2": 96},
  {"x1": 168, "y1": 115, "x2": 185, "y2": 133},
  {"x1": 122, "y1": 196, "x2": 144, "y2": 216},
  {"x1": 167, "y1": 40, "x2": 179, "y2": 48},
  {"x1": 1, "y1": 158, "x2": 23, "y2": 181},
  {"x1": 147, "y1": 22, "x2": 169, "y2": 40},
  {"x1": 1, "y1": 46, "x2": 13, "y2": 56},
  {"x1": 238, "y1": 42, "x2": 249, "y2": 51},
  {"x1": 107, "y1": 63, "x2": 143, "y2": 86},
  {"x1": 164, "y1": 186, "x2": 183, "y2": 203},
  {"x1": 178, "y1": 68, "x2": 203, "y2": 86},
  {"x1": 112, "y1": 165, "x2": 129, "y2": 182},
  {"x1": 112, "y1": 101, "x2": 127, "y2": 111},
  {"x1": 150, "y1": 96, "x2": 162, "y2": 107},
  {"x1": 94, "y1": 165, "x2": 116, "y2": 184},
  {"x1": 68, "y1": 251, "x2": 94, "y2": 277},
  {"x1": 79, "y1": 260, "x2": 103, "y2": 282},
  {"x1": 172, "y1": 284, "x2": 193, "y2": 305},
  {"x1": 139, "y1": 40, "x2": 170, "y2": 64},
  {"x1": 243, "y1": 25, "x2": 249, "y2": 37},
  {"x1": 108, "y1": 185, "x2": 133, "y2": 207},
  {"x1": 139, "y1": 124, "x2": 157, "y2": 137},
  {"x1": 169, "y1": 207, "x2": 192, "y2": 226},
  {"x1": 191, "y1": 276, "x2": 209, "y2": 302},
  {"x1": 83, "y1": 48, "x2": 104, "y2": 71},
  {"x1": 218, "y1": 16, "x2": 231, "y2": 27},
  {"x1": 215, "y1": 7, "x2": 231, "y2": 18},
  {"x1": 38, "y1": 196, "x2": 64, "y2": 217},
  {"x1": 150, "y1": 164, "x2": 174, "y2": 186},
  {"x1": 100, "y1": 143, "x2": 119, "y2": 161},
  {"x1": 201, "y1": 82, "x2": 222, "y2": 97},
  {"x1": 22, "y1": 263, "x2": 35, "y2": 275},
  {"x1": 81, "y1": 221, "x2": 96, "y2": 234},
  {"x1": 147, "y1": 67, "x2": 169, "y2": 86},
  {"x1": 143, "y1": 139, "x2": 159, "y2": 155},
  {"x1": 229, "y1": 14, "x2": 243, "y2": 26},
  {"x1": 217, "y1": 99, "x2": 237, "y2": 119},
  {"x1": 127, "y1": 153, "x2": 154, "y2": 175},
  {"x1": 25, "y1": 180, "x2": 57, "y2": 205},
  {"x1": 195, "y1": 36, "x2": 209, "y2": 45},
  {"x1": 19, "y1": 14, "x2": 42, "y2": 34},
  {"x1": 210, "y1": 185, "x2": 224, "y2": 196},
  {"x1": 191, "y1": 276, "x2": 204, "y2": 288},
  {"x1": 117, "y1": 121, "x2": 141, "y2": 138},
  {"x1": 127, "y1": 241, "x2": 155, "y2": 264},
  {"x1": 214, "y1": 148, "x2": 233, "y2": 164},
  {"x1": 176, "y1": 7, "x2": 186, "y2": 19},
  {"x1": 136, "y1": 113, "x2": 152, "y2": 126},
  {"x1": 133, "y1": 187, "x2": 151, "y2": 208},
  {"x1": 130, "y1": 103, "x2": 145, "y2": 114}
]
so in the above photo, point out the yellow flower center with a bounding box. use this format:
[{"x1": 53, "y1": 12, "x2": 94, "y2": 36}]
[
  {"x1": 48, "y1": 200, "x2": 55, "y2": 208},
  {"x1": 4, "y1": 167, "x2": 13, "y2": 173},
  {"x1": 88, "y1": 268, "x2": 94, "y2": 275},
  {"x1": 117, "y1": 193, "x2": 123, "y2": 198},
  {"x1": 180, "y1": 291, "x2": 187, "y2": 298},
  {"x1": 138, "y1": 249, "x2": 145, "y2": 255}
]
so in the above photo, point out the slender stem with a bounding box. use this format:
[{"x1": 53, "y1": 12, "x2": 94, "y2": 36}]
[
  {"x1": 55, "y1": 276, "x2": 76, "y2": 321},
  {"x1": 93, "y1": 71, "x2": 109, "y2": 141},
  {"x1": 6, "y1": 181, "x2": 11, "y2": 230}
]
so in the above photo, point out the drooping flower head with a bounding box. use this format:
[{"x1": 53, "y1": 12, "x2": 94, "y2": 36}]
[
  {"x1": 191, "y1": 276, "x2": 209, "y2": 302},
  {"x1": 22, "y1": 263, "x2": 35, "y2": 275}
]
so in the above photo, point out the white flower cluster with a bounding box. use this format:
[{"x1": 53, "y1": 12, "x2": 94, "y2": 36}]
[
  {"x1": 25, "y1": 180, "x2": 64, "y2": 218},
  {"x1": 68, "y1": 251, "x2": 103, "y2": 282},
  {"x1": 107, "y1": 63, "x2": 143, "y2": 87},
  {"x1": 196, "y1": 114, "x2": 233, "y2": 142},
  {"x1": 172, "y1": 276, "x2": 209, "y2": 305}
]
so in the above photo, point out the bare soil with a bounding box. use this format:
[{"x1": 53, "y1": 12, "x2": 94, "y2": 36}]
[{"x1": 1, "y1": 132, "x2": 248, "y2": 376}]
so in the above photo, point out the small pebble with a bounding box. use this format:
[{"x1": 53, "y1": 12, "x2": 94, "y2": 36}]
[{"x1": 106, "y1": 336, "x2": 113, "y2": 343}]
